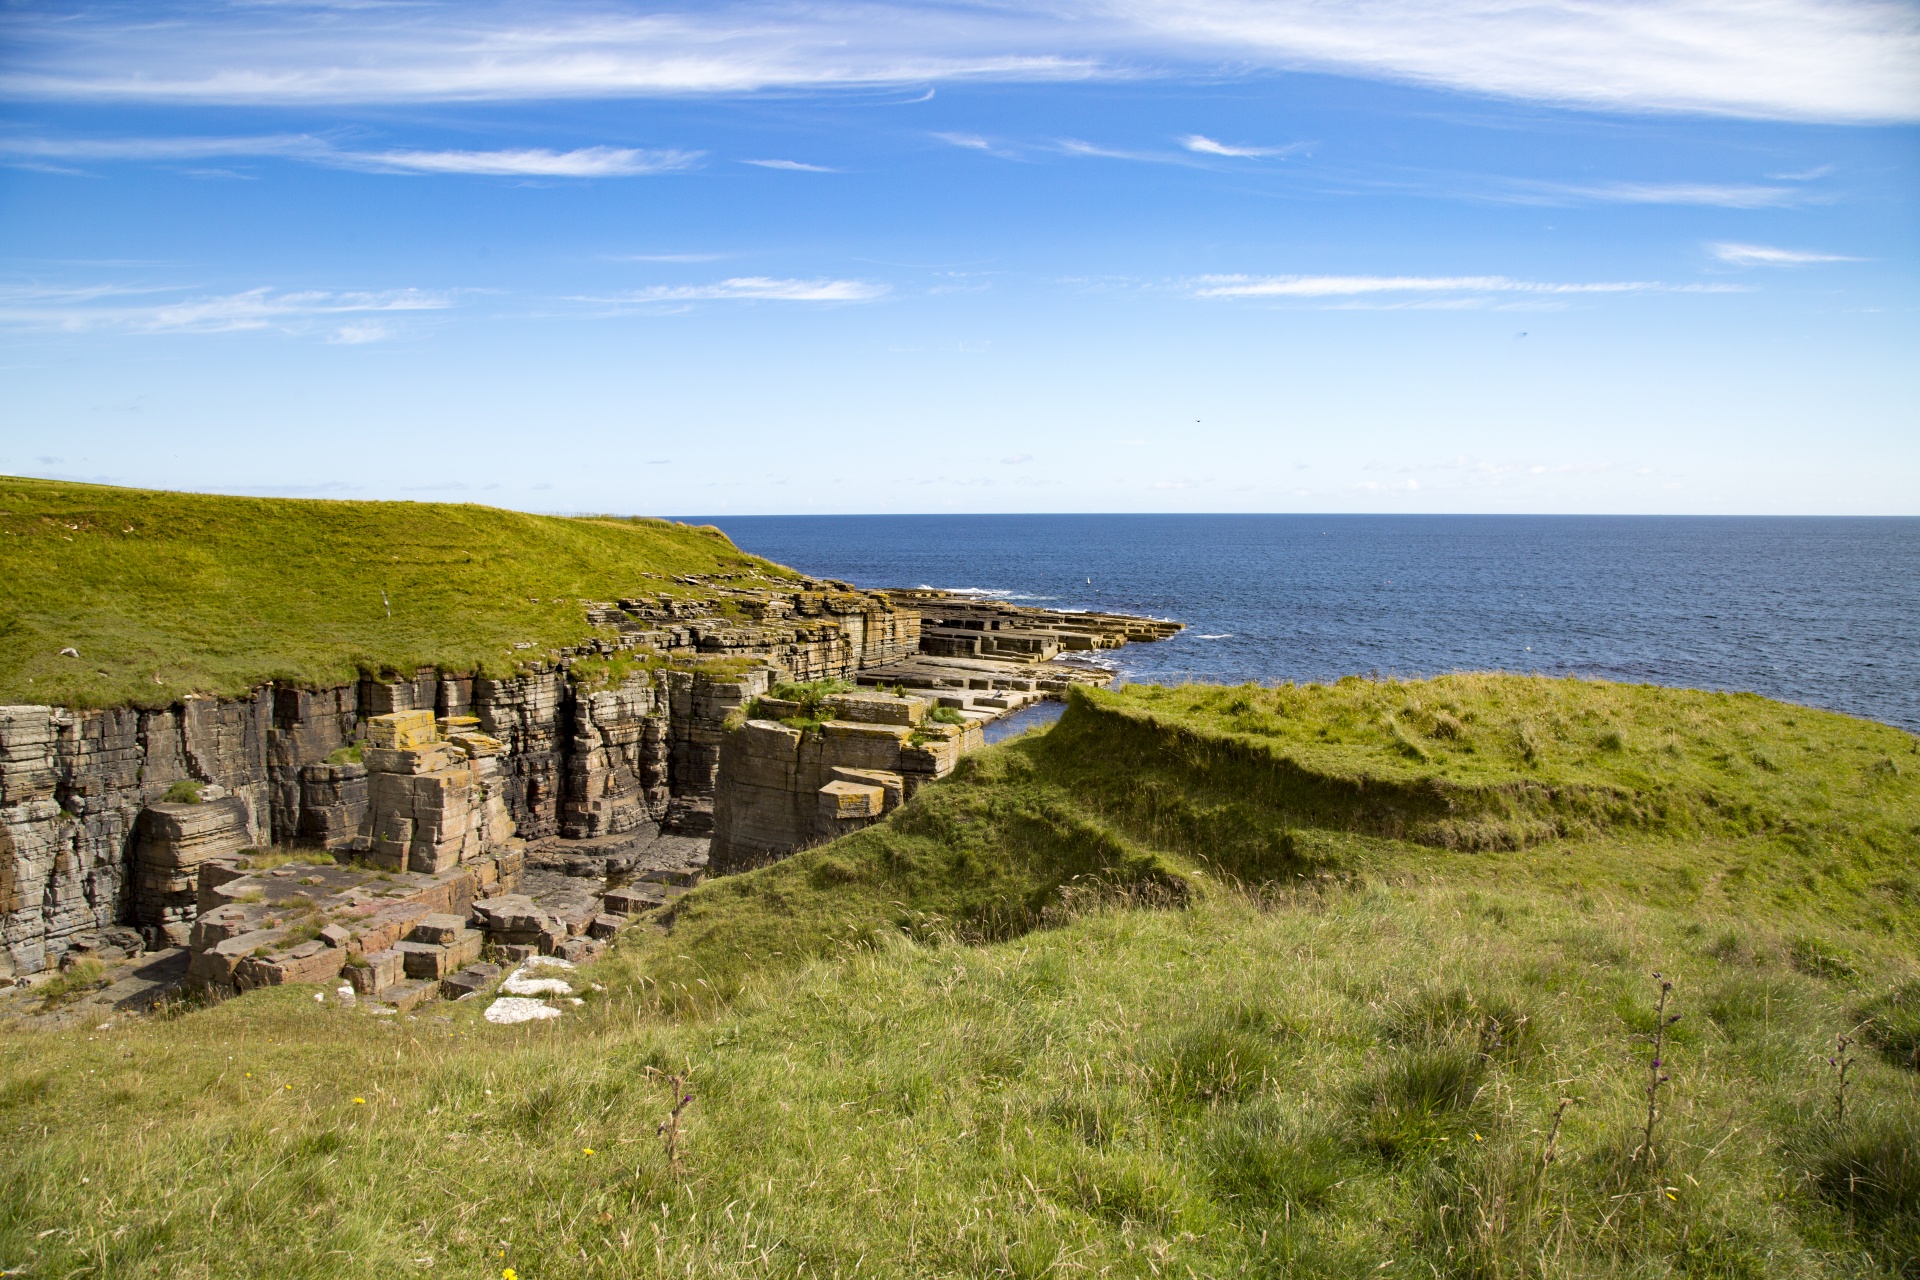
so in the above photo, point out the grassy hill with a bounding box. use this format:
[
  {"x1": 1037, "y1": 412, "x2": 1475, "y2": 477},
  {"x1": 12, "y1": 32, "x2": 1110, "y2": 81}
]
[
  {"x1": 5, "y1": 676, "x2": 1917, "y2": 1278},
  {"x1": 0, "y1": 476, "x2": 798, "y2": 708}
]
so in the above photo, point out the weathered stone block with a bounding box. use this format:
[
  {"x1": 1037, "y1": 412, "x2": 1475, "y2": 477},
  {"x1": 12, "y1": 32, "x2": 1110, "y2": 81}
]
[
  {"x1": 445, "y1": 928, "x2": 485, "y2": 970},
  {"x1": 408, "y1": 913, "x2": 467, "y2": 945},
  {"x1": 381, "y1": 978, "x2": 439, "y2": 1012},
  {"x1": 818, "y1": 780, "x2": 884, "y2": 820},
  {"x1": 345, "y1": 948, "x2": 404, "y2": 994},
  {"x1": 396, "y1": 940, "x2": 453, "y2": 981},
  {"x1": 830, "y1": 767, "x2": 903, "y2": 812},
  {"x1": 364, "y1": 710, "x2": 436, "y2": 750},
  {"x1": 441, "y1": 962, "x2": 501, "y2": 1000},
  {"x1": 600, "y1": 886, "x2": 664, "y2": 915}
]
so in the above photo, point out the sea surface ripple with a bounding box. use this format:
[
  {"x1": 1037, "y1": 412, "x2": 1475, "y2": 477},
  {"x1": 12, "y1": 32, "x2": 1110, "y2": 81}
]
[{"x1": 694, "y1": 515, "x2": 1920, "y2": 733}]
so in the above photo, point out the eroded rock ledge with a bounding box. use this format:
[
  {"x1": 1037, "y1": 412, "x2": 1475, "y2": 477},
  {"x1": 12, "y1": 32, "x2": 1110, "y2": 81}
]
[{"x1": 0, "y1": 580, "x2": 1179, "y2": 996}]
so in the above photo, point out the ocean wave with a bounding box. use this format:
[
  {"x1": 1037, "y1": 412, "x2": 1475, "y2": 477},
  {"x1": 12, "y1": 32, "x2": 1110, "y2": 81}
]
[
  {"x1": 924, "y1": 586, "x2": 1057, "y2": 601},
  {"x1": 1194, "y1": 633, "x2": 1233, "y2": 640}
]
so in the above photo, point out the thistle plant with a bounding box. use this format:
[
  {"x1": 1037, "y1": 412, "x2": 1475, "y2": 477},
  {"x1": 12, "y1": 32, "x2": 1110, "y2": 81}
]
[
  {"x1": 656, "y1": 1073, "x2": 695, "y2": 1174},
  {"x1": 1828, "y1": 1025, "x2": 1861, "y2": 1127},
  {"x1": 1540, "y1": 1095, "x2": 1577, "y2": 1170},
  {"x1": 1637, "y1": 972, "x2": 1680, "y2": 1170}
]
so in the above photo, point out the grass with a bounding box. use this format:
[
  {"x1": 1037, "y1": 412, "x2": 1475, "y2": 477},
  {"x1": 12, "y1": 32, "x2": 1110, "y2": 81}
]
[
  {"x1": 0, "y1": 476, "x2": 799, "y2": 708},
  {"x1": 3, "y1": 674, "x2": 1917, "y2": 1278}
]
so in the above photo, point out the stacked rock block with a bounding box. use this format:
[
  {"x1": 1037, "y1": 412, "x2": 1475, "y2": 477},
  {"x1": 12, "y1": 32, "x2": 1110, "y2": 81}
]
[
  {"x1": 708, "y1": 690, "x2": 986, "y2": 872},
  {"x1": 0, "y1": 698, "x2": 271, "y2": 977},
  {"x1": 363, "y1": 711, "x2": 516, "y2": 875},
  {"x1": 133, "y1": 797, "x2": 253, "y2": 945},
  {"x1": 186, "y1": 844, "x2": 523, "y2": 999},
  {"x1": 562, "y1": 676, "x2": 671, "y2": 839},
  {"x1": 475, "y1": 670, "x2": 568, "y2": 839}
]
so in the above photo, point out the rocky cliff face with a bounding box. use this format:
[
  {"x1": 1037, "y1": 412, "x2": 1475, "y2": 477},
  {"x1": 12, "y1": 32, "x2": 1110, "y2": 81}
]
[{"x1": 0, "y1": 582, "x2": 907, "y2": 976}]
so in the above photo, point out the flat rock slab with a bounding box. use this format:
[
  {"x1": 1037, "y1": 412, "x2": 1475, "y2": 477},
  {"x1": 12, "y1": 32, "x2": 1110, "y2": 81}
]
[
  {"x1": 520, "y1": 868, "x2": 605, "y2": 934},
  {"x1": 485, "y1": 996, "x2": 562, "y2": 1024}
]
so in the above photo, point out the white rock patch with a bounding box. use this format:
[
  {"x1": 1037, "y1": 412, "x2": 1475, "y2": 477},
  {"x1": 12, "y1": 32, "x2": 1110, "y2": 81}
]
[
  {"x1": 484, "y1": 997, "x2": 564, "y2": 1025},
  {"x1": 501, "y1": 969, "x2": 574, "y2": 997}
]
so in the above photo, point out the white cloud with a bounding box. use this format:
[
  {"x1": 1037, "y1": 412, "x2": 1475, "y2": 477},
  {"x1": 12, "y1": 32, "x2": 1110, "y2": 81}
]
[
  {"x1": 0, "y1": 134, "x2": 701, "y2": 178},
  {"x1": 352, "y1": 147, "x2": 697, "y2": 176},
  {"x1": 742, "y1": 158, "x2": 838, "y2": 172},
  {"x1": 3, "y1": 1, "x2": 1910, "y2": 122},
  {"x1": 604, "y1": 277, "x2": 889, "y2": 303},
  {"x1": 0, "y1": 284, "x2": 451, "y2": 334},
  {"x1": 935, "y1": 132, "x2": 998, "y2": 150},
  {"x1": 1538, "y1": 180, "x2": 1804, "y2": 207},
  {"x1": 328, "y1": 322, "x2": 395, "y2": 344},
  {"x1": 1180, "y1": 134, "x2": 1303, "y2": 158},
  {"x1": 1191, "y1": 274, "x2": 1693, "y2": 298},
  {"x1": 1110, "y1": 0, "x2": 1920, "y2": 122},
  {"x1": 1709, "y1": 242, "x2": 1861, "y2": 265}
]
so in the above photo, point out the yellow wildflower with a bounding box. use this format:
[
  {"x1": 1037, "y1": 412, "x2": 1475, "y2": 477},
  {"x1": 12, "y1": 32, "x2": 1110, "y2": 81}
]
[{"x1": 352, "y1": 1097, "x2": 366, "y2": 1105}]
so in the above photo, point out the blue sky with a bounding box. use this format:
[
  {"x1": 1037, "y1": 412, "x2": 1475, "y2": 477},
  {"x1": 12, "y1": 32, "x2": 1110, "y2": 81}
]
[{"x1": 2, "y1": 1, "x2": 1915, "y2": 515}]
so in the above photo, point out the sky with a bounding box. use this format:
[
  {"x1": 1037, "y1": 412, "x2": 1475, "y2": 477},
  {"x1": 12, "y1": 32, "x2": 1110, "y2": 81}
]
[{"x1": 1, "y1": 1, "x2": 1916, "y2": 516}]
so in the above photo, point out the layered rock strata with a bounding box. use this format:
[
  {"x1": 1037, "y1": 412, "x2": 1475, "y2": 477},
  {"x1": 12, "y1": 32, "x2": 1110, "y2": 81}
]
[
  {"x1": 708, "y1": 690, "x2": 987, "y2": 873},
  {"x1": 1, "y1": 577, "x2": 1179, "y2": 977}
]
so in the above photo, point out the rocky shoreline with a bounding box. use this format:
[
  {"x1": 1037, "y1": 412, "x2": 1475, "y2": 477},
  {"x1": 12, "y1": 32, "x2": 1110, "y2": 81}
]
[{"x1": 0, "y1": 581, "x2": 1178, "y2": 1022}]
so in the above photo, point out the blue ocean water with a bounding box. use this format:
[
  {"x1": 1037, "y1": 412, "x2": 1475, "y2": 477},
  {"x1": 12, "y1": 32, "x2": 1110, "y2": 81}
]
[{"x1": 691, "y1": 515, "x2": 1920, "y2": 733}]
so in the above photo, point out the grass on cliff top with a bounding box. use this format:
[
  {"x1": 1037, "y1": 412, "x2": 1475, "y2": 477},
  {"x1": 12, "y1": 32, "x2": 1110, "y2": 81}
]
[
  {"x1": 0, "y1": 476, "x2": 800, "y2": 708},
  {"x1": 3, "y1": 675, "x2": 1917, "y2": 1278}
]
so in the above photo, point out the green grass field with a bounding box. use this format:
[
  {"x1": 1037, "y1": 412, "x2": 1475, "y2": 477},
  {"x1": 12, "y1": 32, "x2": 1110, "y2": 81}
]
[
  {"x1": 4, "y1": 677, "x2": 1917, "y2": 1278},
  {"x1": 0, "y1": 476, "x2": 797, "y2": 708}
]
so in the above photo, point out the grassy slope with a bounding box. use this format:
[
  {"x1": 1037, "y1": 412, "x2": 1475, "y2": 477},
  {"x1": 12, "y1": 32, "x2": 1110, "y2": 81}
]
[
  {"x1": 3, "y1": 676, "x2": 1917, "y2": 1279},
  {"x1": 0, "y1": 476, "x2": 797, "y2": 708}
]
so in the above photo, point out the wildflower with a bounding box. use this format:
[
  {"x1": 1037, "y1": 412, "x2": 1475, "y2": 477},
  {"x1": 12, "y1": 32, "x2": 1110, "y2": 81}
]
[
  {"x1": 284, "y1": 1084, "x2": 293, "y2": 1090},
  {"x1": 504, "y1": 1270, "x2": 517, "y2": 1280},
  {"x1": 1472, "y1": 1133, "x2": 1483, "y2": 1142},
  {"x1": 582, "y1": 1148, "x2": 594, "y2": 1155},
  {"x1": 353, "y1": 1097, "x2": 366, "y2": 1105},
  {"x1": 245, "y1": 1072, "x2": 251, "y2": 1078}
]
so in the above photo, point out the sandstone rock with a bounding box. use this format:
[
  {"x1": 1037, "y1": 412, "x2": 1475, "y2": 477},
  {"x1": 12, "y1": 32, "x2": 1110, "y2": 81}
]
[
  {"x1": 364, "y1": 710, "x2": 436, "y2": 750},
  {"x1": 485, "y1": 995, "x2": 561, "y2": 1024},
  {"x1": 395, "y1": 940, "x2": 454, "y2": 981},
  {"x1": 441, "y1": 962, "x2": 500, "y2": 999},
  {"x1": 408, "y1": 913, "x2": 466, "y2": 945}
]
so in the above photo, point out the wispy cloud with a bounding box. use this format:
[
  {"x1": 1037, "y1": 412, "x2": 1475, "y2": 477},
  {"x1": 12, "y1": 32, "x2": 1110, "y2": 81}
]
[
  {"x1": 1538, "y1": 180, "x2": 1804, "y2": 208},
  {"x1": 597, "y1": 277, "x2": 889, "y2": 303},
  {"x1": 1180, "y1": 134, "x2": 1303, "y2": 158},
  {"x1": 1, "y1": 1, "x2": 1911, "y2": 122},
  {"x1": 0, "y1": 134, "x2": 700, "y2": 178},
  {"x1": 0, "y1": 283, "x2": 451, "y2": 335},
  {"x1": 1709, "y1": 242, "x2": 1861, "y2": 266},
  {"x1": 742, "y1": 158, "x2": 838, "y2": 172},
  {"x1": 354, "y1": 147, "x2": 696, "y2": 176},
  {"x1": 1191, "y1": 274, "x2": 1704, "y2": 298}
]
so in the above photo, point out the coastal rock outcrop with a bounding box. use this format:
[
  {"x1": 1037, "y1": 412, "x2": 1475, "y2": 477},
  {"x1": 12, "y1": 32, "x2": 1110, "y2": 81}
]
[{"x1": 0, "y1": 579, "x2": 1179, "y2": 977}]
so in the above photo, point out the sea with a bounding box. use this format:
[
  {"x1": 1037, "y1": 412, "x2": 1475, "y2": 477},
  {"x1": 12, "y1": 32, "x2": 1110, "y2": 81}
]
[{"x1": 689, "y1": 515, "x2": 1920, "y2": 736}]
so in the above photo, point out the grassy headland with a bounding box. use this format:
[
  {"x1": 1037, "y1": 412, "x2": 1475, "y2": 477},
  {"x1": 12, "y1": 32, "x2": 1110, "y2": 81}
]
[
  {"x1": 3, "y1": 674, "x2": 1916, "y2": 1278},
  {"x1": 0, "y1": 476, "x2": 797, "y2": 708}
]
